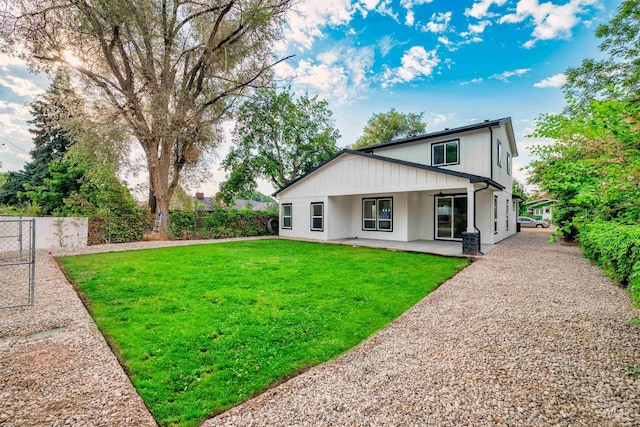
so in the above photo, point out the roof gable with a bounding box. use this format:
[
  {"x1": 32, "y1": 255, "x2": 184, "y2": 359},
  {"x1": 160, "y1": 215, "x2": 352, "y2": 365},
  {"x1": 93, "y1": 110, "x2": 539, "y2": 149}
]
[
  {"x1": 273, "y1": 150, "x2": 504, "y2": 196},
  {"x1": 358, "y1": 117, "x2": 518, "y2": 157}
]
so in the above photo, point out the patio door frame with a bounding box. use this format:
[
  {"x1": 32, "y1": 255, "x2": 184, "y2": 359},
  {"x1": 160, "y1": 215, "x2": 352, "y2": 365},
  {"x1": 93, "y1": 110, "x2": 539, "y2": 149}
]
[{"x1": 434, "y1": 194, "x2": 468, "y2": 241}]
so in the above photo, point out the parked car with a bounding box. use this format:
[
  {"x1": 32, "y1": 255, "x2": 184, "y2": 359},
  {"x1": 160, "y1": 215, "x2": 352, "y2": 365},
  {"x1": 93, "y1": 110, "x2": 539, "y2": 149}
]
[{"x1": 517, "y1": 216, "x2": 549, "y2": 228}]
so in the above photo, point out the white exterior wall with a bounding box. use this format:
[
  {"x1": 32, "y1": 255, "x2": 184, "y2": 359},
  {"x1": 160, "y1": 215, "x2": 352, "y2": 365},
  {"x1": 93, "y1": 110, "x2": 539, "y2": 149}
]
[
  {"x1": 475, "y1": 191, "x2": 517, "y2": 245},
  {"x1": 279, "y1": 196, "x2": 328, "y2": 240},
  {"x1": 371, "y1": 129, "x2": 492, "y2": 178},
  {"x1": 492, "y1": 125, "x2": 514, "y2": 191}
]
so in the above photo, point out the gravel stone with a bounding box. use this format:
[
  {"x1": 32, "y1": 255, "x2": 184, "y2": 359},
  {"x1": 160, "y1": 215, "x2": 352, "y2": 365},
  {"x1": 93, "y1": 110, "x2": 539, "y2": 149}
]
[
  {"x1": 204, "y1": 231, "x2": 640, "y2": 427},
  {"x1": 1, "y1": 233, "x2": 638, "y2": 426}
]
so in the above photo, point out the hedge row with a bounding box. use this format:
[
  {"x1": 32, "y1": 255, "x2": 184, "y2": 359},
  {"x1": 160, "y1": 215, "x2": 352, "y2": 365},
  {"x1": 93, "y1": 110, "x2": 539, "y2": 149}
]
[
  {"x1": 580, "y1": 221, "x2": 640, "y2": 304},
  {"x1": 168, "y1": 208, "x2": 278, "y2": 240},
  {"x1": 88, "y1": 211, "x2": 155, "y2": 245}
]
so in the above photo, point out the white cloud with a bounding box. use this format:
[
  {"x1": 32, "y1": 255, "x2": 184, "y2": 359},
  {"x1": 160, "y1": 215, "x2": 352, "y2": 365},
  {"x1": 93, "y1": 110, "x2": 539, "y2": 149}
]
[
  {"x1": 382, "y1": 46, "x2": 439, "y2": 88},
  {"x1": 377, "y1": 35, "x2": 404, "y2": 57},
  {"x1": 400, "y1": 0, "x2": 434, "y2": 8},
  {"x1": 430, "y1": 112, "x2": 456, "y2": 125},
  {"x1": 281, "y1": 0, "x2": 356, "y2": 51},
  {"x1": 533, "y1": 73, "x2": 567, "y2": 88},
  {"x1": 422, "y1": 11, "x2": 452, "y2": 33},
  {"x1": 374, "y1": 0, "x2": 400, "y2": 22},
  {"x1": 405, "y1": 10, "x2": 415, "y2": 26},
  {"x1": 490, "y1": 68, "x2": 531, "y2": 82},
  {"x1": 0, "y1": 54, "x2": 28, "y2": 73},
  {"x1": 500, "y1": 0, "x2": 597, "y2": 48},
  {"x1": 465, "y1": 0, "x2": 508, "y2": 19},
  {"x1": 468, "y1": 20, "x2": 492, "y2": 33},
  {"x1": 460, "y1": 77, "x2": 484, "y2": 85},
  {"x1": 275, "y1": 45, "x2": 375, "y2": 104},
  {"x1": 0, "y1": 75, "x2": 46, "y2": 97}
]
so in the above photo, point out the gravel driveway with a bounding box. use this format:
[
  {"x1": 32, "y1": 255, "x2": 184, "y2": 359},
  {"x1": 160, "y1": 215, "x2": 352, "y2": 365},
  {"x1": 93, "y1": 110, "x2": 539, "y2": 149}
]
[
  {"x1": 206, "y1": 231, "x2": 640, "y2": 426},
  {"x1": 1, "y1": 232, "x2": 638, "y2": 426}
]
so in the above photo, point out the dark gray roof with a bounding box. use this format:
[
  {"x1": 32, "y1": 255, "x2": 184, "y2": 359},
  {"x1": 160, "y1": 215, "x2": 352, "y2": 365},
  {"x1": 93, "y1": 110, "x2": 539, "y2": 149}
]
[
  {"x1": 357, "y1": 117, "x2": 513, "y2": 153},
  {"x1": 273, "y1": 149, "x2": 504, "y2": 196}
]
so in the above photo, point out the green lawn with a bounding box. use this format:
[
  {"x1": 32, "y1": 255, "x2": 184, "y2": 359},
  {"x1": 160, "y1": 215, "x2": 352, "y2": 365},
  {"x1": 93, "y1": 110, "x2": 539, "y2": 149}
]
[{"x1": 58, "y1": 239, "x2": 468, "y2": 427}]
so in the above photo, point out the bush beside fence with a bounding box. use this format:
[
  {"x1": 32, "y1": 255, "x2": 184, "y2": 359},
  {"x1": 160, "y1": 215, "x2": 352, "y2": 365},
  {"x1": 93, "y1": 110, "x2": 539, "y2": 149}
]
[
  {"x1": 580, "y1": 221, "x2": 640, "y2": 305},
  {"x1": 88, "y1": 212, "x2": 155, "y2": 245},
  {"x1": 168, "y1": 208, "x2": 278, "y2": 240}
]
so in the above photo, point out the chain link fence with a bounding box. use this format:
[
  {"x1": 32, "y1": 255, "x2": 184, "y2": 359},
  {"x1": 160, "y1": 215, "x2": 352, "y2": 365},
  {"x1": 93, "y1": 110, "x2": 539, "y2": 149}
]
[{"x1": 0, "y1": 218, "x2": 36, "y2": 309}]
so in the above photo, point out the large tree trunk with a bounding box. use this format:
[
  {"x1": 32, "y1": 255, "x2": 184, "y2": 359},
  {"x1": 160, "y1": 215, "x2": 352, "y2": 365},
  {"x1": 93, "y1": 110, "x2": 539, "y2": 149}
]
[{"x1": 148, "y1": 179, "x2": 157, "y2": 214}]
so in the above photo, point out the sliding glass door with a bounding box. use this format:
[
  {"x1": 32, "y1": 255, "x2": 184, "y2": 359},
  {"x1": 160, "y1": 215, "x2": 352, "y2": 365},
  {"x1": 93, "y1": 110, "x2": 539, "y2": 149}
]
[{"x1": 436, "y1": 195, "x2": 467, "y2": 240}]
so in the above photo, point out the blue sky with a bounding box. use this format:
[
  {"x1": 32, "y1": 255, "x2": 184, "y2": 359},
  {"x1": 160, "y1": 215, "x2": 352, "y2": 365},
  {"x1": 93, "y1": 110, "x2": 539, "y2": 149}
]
[{"x1": 0, "y1": 0, "x2": 620, "y2": 195}]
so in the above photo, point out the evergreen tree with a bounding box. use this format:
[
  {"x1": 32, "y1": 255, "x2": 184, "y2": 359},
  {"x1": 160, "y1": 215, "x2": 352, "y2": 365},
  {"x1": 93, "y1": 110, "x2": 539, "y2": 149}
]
[{"x1": 0, "y1": 73, "x2": 77, "y2": 205}]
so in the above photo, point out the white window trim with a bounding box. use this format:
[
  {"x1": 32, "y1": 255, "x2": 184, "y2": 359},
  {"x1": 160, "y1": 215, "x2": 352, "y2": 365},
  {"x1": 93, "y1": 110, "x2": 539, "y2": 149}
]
[
  {"x1": 497, "y1": 139, "x2": 503, "y2": 167},
  {"x1": 507, "y1": 152, "x2": 512, "y2": 175},
  {"x1": 282, "y1": 203, "x2": 292, "y2": 229},
  {"x1": 432, "y1": 140, "x2": 460, "y2": 166},
  {"x1": 494, "y1": 195, "x2": 498, "y2": 234},
  {"x1": 310, "y1": 202, "x2": 324, "y2": 232},
  {"x1": 506, "y1": 199, "x2": 509, "y2": 231}
]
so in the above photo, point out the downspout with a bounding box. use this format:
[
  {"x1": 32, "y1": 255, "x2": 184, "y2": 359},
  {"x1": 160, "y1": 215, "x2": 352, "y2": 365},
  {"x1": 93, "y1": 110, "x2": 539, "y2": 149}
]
[
  {"x1": 473, "y1": 181, "x2": 490, "y2": 255},
  {"x1": 489, "y1": 126, "x2": 494, "y2": 180}
]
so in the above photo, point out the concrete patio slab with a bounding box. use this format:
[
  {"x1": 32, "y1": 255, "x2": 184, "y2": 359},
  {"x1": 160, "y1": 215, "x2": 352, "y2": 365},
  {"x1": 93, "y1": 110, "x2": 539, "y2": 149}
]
[{"x1": 330, "y1": 237, "x2": 496, "y2": 257}]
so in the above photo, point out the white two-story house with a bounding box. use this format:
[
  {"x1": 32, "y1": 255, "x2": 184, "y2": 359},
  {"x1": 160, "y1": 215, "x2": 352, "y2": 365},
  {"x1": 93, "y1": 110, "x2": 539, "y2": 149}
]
[{"x1": 273, "y1": 117, "x2": 519, "y2": 255}]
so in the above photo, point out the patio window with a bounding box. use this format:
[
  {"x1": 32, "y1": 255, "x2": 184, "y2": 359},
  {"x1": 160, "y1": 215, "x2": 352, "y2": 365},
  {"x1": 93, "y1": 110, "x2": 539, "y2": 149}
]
[
  {"x1": 362, "y1": 197, "x2": 393, "y2": 232},
  {"x1": 282, "y1": 203, "x2": 292, "y2": 229},
  {"x1": 494, "y1": 195, "x2": 498, "y2": 234},
  {"x1": 497, "y1": 139, "x2": 503, "y2": 167},
  {"x1": 310, "y1": 202, "x2": 323, "y2": 231},
  {"x1": 432, "y1": 140, "x2": 459, "y2": 166}
]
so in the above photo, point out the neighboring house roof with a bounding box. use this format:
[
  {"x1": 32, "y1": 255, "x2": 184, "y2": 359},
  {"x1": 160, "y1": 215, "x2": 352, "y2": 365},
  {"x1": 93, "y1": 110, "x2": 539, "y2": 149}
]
[
  {"x1": 357, "y1": 117, "x2": 518, "y2": 158},
  {"x1": 193, "y1": 196, "x2": 215, "y2": 211},
  {"x1": 272, "y1": 149, "x2": 504, "y2": 196},
  {"x1": 512, "y1": 195, "x2": 525, "y2": 202},
  {"x1": 524, "y1": 198, "x2": 556, "y2": 208},
  {"x1": 231, "y1": 199, "x2": 277, "y2": 211}
]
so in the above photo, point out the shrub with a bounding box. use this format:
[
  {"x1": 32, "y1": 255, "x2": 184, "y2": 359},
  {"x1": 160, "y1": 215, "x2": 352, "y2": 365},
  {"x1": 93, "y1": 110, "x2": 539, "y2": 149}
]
[
  {"x1": 88, "y1": 210, "x2": 155, "y2": 245},
  {"x1": 168, "y1": 208, "x2": 277, "y2": 240},
  {"x1": 581, "y1": 221, "x2": 640, "y2": 305}
]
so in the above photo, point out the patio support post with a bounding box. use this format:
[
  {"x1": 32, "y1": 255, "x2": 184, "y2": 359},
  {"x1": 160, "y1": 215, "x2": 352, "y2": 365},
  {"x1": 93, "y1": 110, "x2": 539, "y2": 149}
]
[
  {"x1": 462, "y1": 184, "x2": 481, "y2": 255},
  {"x1": 466, "y1": 186, "x2": 475, "y2": 233}
]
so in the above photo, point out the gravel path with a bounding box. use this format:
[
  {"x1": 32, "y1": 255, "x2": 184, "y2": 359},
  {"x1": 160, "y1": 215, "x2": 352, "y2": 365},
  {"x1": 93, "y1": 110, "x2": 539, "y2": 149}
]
[
  {"x1": 0, "y1": 236, "x2": 272, "y2": 426},
  {"x1": 206, "y1": 231, "x2": 640, "y2": 426},
  {"x1": 1, "y1": 233, "x2": 638, "y2": 426}
]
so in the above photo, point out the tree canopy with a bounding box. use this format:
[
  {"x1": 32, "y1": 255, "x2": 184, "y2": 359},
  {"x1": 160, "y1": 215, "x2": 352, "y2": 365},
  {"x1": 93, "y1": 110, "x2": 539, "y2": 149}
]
[
  {"x1": 350, "y1": 108, "x2": 427, "y2": 149},
  {"x1": 1, "y1": 0, "x2": 292, "y2": 232},
  {"x1": 527, "y1": 0, "x2": 640, "y2": 240},
  {"x1": 220, "y1": 87, "x2": 340, "y2": 204}
]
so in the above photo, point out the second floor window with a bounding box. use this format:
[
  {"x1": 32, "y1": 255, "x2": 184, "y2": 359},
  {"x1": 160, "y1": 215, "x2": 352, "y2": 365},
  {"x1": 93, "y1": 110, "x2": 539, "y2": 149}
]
[
  {"x1": 507, "y1": 152, "x2": 512, "y2": 175},
  {"x1": 497, "y1": 139, "x2": 503, "y2": 167},
  {"x1": 432, "y1": 140, "x2": 459, "y2": 166}
]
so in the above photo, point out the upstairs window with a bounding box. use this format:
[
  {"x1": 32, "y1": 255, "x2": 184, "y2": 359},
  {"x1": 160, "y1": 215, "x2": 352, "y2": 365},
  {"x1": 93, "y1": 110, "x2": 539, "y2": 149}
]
[
  {"x1": 282, "y1": 203, "x2": 292, "y2": 229},
  {"x1": 507, "y1": 152, "x2": 512, "y2": 175},
  {"x1": 497, "y1": 139, "x2": 503, "y2": 167},
  {"x1": 432, "y1": 140, "x2": 459, "y2": 166},
  {"x1": 310, "y1": 202, "x2": 324, "y2": 231}
]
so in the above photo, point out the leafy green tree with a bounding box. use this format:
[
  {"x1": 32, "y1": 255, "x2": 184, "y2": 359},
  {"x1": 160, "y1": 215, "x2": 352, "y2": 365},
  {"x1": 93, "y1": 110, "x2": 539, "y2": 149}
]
[
  {"x1": 0, "y1": 74, "x2": 77, "y2": 205},
  {"x1": 220, "y1": 87, "x2": 340, "y2": 204},
  {"x1": 512, "y1": 179, "x2": 529, "y2": 215},
  {"x1": 24, "y1": 153, "x2": 140, "y2": 217},
  {"x1": 528, "y1": 0, "x2": 640, "y2": 241},
  {"x1": 2, "y1": 0, "x2": 293, "y2": 233},
  {"x1": 351, "y1": 108, "x2": 427, "y2": 149},
  {"x1": 565, "y1": 0, "x2": 640, "y2": 109}
]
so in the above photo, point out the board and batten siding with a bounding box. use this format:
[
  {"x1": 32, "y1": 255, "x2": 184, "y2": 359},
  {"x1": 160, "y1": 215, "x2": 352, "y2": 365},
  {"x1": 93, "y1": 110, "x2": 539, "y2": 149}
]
[
  {"x1": 278, "y1": 153, "x2": 472, "y2": 200},
  {"x1": 371, "y1": 128, "x2": 492, "y2": 179}
]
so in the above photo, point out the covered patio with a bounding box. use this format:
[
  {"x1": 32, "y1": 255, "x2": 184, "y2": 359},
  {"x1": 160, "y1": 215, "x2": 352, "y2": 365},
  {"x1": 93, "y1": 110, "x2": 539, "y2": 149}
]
[{"x1": 329, "y1": 237, "x2": 497, "y2": 257}]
